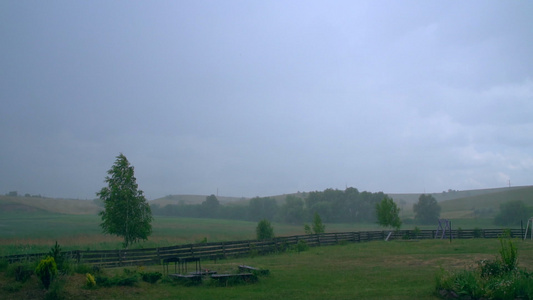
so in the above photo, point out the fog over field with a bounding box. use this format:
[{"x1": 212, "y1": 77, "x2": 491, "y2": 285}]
[{"x1": 1, "y1": 1, "x2": 532, "y2": 200}]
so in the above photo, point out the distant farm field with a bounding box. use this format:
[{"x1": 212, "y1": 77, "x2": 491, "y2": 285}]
[
  {"x1": 0, "y1": 211, "x2": 522, "y2": 257},
  {"x1": 0, "y1": 212, "x2": 368, "y2": 256}
]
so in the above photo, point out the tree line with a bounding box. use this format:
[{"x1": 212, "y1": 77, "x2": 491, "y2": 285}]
[
  {"x1": 150, "y1": 188, "x2": 391, "y2": 224},
  {"x1": 95, "y1": 153, "x2": 528, "y2": 249}
]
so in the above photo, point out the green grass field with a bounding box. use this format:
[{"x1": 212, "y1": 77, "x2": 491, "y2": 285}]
[
  {"x1": 2, "y1": 239, "x2": 533, "y2": 299},
  {"x1": 1, "y1": 187, "x2": 532, "y2": 299},
  {"x1": 0, "y1": 211, "x2": 381, "y2": 256}
]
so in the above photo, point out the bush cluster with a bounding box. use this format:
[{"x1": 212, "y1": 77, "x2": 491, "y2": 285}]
[
  {"x1": 7, "y1": 261, "x2": 35, "y2": 283},
  {"x1": 35, "y1": 256, "x2": 58, "y2": 289},
  {"x1": 94, "y1": 267, "x2": 162, "y2": 287},
  {"x1": 436, "y1": 236, "x2": 533, "y2": 299}
]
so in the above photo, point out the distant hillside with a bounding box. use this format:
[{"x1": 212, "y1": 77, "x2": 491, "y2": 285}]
[
  {"x1": 150, "y1": 194, "x2": 250, "y2": 207},
  {"x1": 3, "y1": 185, "x2": 531, "y2": 219},
  {"x1": 151, "y1": 192, "x2": 310, "y2": 207},
  {"x1": 389, "y1": 186, "x2": 530, "y2": 204},
  {"x1": 0, "y1": 195, "x2": 101, "y2": 215},
  {"x1": 438, "y1": 185, "x2": 533, "y2": 219}
]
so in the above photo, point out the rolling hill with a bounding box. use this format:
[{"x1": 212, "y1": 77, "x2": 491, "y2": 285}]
[
  {"x1": 2, "y1": 186, "x2": 532, "y2": 218},
  {"x1": 0, "y1": 195, "x2": 101, "y2": 215}
]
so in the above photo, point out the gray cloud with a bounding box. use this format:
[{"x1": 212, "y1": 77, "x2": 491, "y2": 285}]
[{"x1": 1, "y1": 1, "x2": 532, "y2": 199}]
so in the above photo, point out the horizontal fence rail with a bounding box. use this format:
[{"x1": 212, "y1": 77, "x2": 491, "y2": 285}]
[{"x1": 2, "y1": 228, "x2": 525, "y2": 267}]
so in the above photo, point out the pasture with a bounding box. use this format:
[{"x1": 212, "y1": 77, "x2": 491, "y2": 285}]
[{"x1": 0, "y1": 212, "x2": 371, "y2": 256}]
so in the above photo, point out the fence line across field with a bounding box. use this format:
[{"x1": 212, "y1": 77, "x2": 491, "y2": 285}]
[{"x1": 2, "y1": 228, "x2": 524, "y2": 268}]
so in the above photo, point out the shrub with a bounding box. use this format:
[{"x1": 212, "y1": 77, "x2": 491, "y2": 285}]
[
  {"x1": 35, "y1": 256, "x2": 58, "y2": 289},
  {"x1": 413, "y1": 227, "x2": 421, "y2": 239},
  {"x1": 141, "y1": 271, "x2": 162, "y2": 284},
  {"x1": 0, "y1": 259, "x2": 8, "y2": 271},
  {"x1": 48, "y1": 241, "x2": 66, "y2": 272},
  {"x1": 304, "y1": 224, "x2": 312, "y2": 235},
  {"x1": 256, "y1": 219, "x2": 274, "y2": 240},
  {"x1": 451, "y1": 270, "x2": 483, "y2": 299},
  {"x1": 86, "y1": 273, "x2": 96, "y2": 288},
  {"x1": 7, "y1": 261, "x2": 35, "y2": 282},
  {"x1": 249, "y1": 244, "x2": 259, "y2": 258},
  {"x1": 436, "y1": 237, "x2": 529, "y2": 299},
  {"x1": 2, "y1": 282, "x2": 23, "y2": 292},
  {"x1": 276, "y1": 238, "x2": 289, "y2": 253},
  {"x1": 479, "y1": 259, "x2": 503, "y2": 278},
  {"x1": 95, "y1": 270, "x2": 139, "y2": 287},
  {"x1": 498, "y1": 236, "x2": 518, "y2": 272},
  {"x1": 312, "y1": 212, "x2": 325, "y2": 234},
  {"x1": 473, "y1": 227, "x2": 483, "y2": 238},
  {"x1": 293, "y1": 240, "x2": 309, "y2": 253},
  {"x1": 45, "y1": 279, "x2": 66, "y2": 300},
  {"x1": 74, "y1": 263, "x2": 94, "y2": 274}
]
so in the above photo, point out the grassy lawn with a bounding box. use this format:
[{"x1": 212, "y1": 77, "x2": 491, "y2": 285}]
[{"x1": 2, "y1": 239, "x2": 532, "y2": 299}]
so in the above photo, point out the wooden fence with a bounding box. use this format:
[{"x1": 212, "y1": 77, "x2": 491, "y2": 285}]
[{"x1": 2, "y1": 228, "x2": 524, "y2": 268}]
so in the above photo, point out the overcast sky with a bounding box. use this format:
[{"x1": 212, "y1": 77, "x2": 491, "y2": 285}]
[{"x1": 1, "y1": 1, "x2": 532, "y2": 200}]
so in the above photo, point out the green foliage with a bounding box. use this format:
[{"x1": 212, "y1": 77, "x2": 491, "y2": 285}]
[
  {"x1": 498, "y1": 236, "x2": 518, "y2": 272},
  {"x1": 375, "y1": 196, "x2": 402, "y2": 229},
  {"x1": 2, "y1": 282, "x2": 23, "y2": 293},
  {"x1": 275, "y1": 238, "x2": 290, "y2": 253},
  {"x1": 98, "y1": 153, "x2": 153, "y2": 248},
  {"x1": 45, "y1": 279, "x2": 66, "y2": 300},
  {"x1": 35, "y1": 256, "x2": 58, "y2": 289},
  {"x1": 7, "y1": 261, "x2": 34, "y2": 282},
  {"x1": 86, "y1": 273, "x2": 96, "y2": 288},
  {"x1": 494, "y1": 200, "x2": 531, "y2": 226},
  {"x1": 0, "y1": 258, "x2": 8, "y2": 271},
  {"x1": 413, "y1": 226, "x2": 421, "y2": 239},
  {"x1": 304, "y1": 224, "x2": 312, "y2": 235},
  {"x1": 436, "y1": 237, "x2": 529, "y2": 299},
  {"x1": 248, "y1": 197, "x2": 278, "y2": 221},
  {"x1": 141, "y1": 271, "x2": 162, "y2": 284},
  {"x1": 473, "y1": 227, "x2": 483, "y2": 238},
  {"x1": 201, "y1": 194, "x2": 220, "y2": 218},
  {"x1": 48, "y1": 241, "x2": 66, "y2": 273},
  {"x1": 312, "y1": 212, "x2": 325, "y2": 234},
  {"x1": 75, "y1": 263, "x2": 95, "y2": 274},
  {"x1": 293, "y1": 239, "x2": 309, "y2": 253},
  {"x1": 95, "y1": 269, "x2": 140, "y2": 287},
  {"x1": 278, "y1": 195, "x2": 305, "y2": 224},
  {"x1": 249, "y1": 244, "x2": 259, "y2": 257},
  {"x1": 413, "y1": 194, "x2": 441, "y2": 225},
  {"x1": 256, "y1": 219, "x2": 275, "y2": 240},
  {"x1": 305, "y1": 188, "x2": 386, "y2": 223}
]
